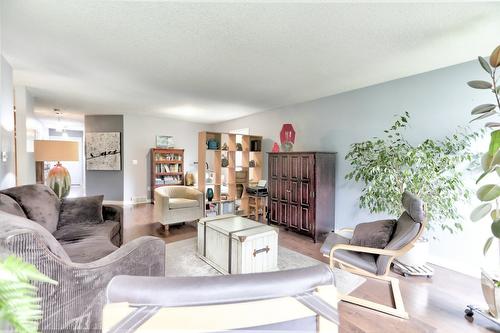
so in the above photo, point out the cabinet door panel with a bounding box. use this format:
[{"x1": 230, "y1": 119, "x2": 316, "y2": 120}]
[
  {"x1": 300, "y1": 182, "x2": 310, "y2": 206},
  {"x1": 289, "y1": 205, "x2": 299, "y2": 229},
  {"x1": 280, "y1": 155, "x2": 289, "y2": 179},
  {"x1": 270, "y1": 179, "x2": 279, "y2": 200},
  {"x1": 290, "y1": 155, "x2": 300, "y2": 180},
  {"x1": 269, "y1": 154, "x2": 280, "y2": 178},
  {"x1": 279, "y1": 203, "x2": 288, "y2": 226},
  {"x1": 289, "y1": 181, "x2": 299, "y2": 205},
  {"x1": 300, "y1": 154, "x2": 314, "y2": 181},
  {"x1": 270, "y1": 200, "x2": 278, "y2": 224},
  {"x1": 300, "y1": 207, "x2": 313, "y2": 233},
  {"x1": 279, "y1": 180, "x2": 289, "y2": 202}
]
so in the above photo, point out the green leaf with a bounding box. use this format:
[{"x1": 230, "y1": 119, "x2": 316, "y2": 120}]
[
  {"x1": 484, "y1": 236, "x2": 494, "y2": 255},
  {"x1": 468, "y1": 80, "x2": 493, "y2": 89},
  {"x1": 471, "y1": 104, "x2": 497, "y2": 115},
  {"x1": 492, "y1": 210, "x2": 500, "y2": 220},
  {"x1": 470, "y1": 203, "x2": 492, "y2": 221},
  {"x1": 481, "y1": 153, "x2": 493, "y2": 172},
  {"x1": 477, "y1": 184, "x2": 500, "y2": 201},
  {"x1": 479, "y1": 56, "x2": 493, "y2": 74},
  {"x1": 471, "y1": 111, "x2": 496, "y2": 122},
  {"x1": 496, "y1": 86, "x2": 500, "y2": 94},
  {"x1": 486, "y1": 122, "x2": 500, "y2": 129},
  {"x1": 492, "y1": 220, "x2": 500, "y2": 238}
]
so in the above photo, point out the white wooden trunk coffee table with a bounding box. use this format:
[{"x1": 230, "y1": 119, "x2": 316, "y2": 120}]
[{"x1": 197, "y1": 214, "x2": 279, "y2": 274}]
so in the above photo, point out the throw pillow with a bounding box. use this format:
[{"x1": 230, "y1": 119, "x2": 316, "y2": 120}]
[
  {"x1": 59, "y1": 195, "x2": 104, "y2": 228},
  {"x1": 350, "y1": 219, "x2": 396, "y2": 249}
]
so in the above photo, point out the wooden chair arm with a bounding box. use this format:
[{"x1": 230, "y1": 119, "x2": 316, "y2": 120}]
[{"x1": 330, "y1": 244, "x2": 397, "y2": 257}]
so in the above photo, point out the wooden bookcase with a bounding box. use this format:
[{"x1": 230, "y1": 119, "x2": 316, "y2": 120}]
[
  {"x1": 151, "y1": 148, "x2": 184, "y2": 200},
  {"x1": 198, "y1": 131, "x2": 263, "y2": 217}
]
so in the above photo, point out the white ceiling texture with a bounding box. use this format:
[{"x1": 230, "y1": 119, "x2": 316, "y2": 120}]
[{"x1": 2, "y1": 1, "x2": 500, "y2": 124}]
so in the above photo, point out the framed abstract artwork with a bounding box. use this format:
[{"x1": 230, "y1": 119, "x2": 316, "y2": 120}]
[{"x1": 85, "y1": 132, "x2": 121, "y2": 170}]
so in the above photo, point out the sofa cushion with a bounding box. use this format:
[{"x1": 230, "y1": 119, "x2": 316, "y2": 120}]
[
  {"x1": 0, "y1": 194, "x2": 27, "y2": 218},
  {"x1": 0, "y1": 211, "x2": 70, "y2": 262},
  {"x1": 169, "y1": 198, "x2": 198, "y2": 209},
  {"x1": 1, "y1": 184, "x2": 60, "y2": 233},
  {"x1": 60, "y1": 236, "x2": 118, "y2": 263},
  {"x1": 59, "y1": 195, "x2": 104, "y2": 228},
  {"x1": 350, "y1": 219, "x2": 396, "y2": 249},
  {"x1": 53, "y1": 220, "x2": 119, "y2": 243}
]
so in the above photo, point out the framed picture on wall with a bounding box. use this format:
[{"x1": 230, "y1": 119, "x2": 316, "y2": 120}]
[
  {"x1": 156, "y1": 135, "x2": 174, "y2": 148},
  {"x1": 85, "y1": 132, "x2": 121, "y2": 170}
]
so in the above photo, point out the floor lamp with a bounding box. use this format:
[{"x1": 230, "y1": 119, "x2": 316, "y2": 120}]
[{"x1": 34, "y1": 140, "x2": 79, "y2": 198}]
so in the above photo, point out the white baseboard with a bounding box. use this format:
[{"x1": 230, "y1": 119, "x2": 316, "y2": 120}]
[{"x1": 103, "y1": 199, "x2": 152, "y2": 206}]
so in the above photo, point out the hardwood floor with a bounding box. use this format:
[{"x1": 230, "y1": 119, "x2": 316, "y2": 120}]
[{"x1": 121, "y1": 203, "x2": 498, "y2": 333}]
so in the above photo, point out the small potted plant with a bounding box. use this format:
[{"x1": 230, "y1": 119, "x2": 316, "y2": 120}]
[{"x1": 467, "y1": 44, "x2": 500, "y2": 318}]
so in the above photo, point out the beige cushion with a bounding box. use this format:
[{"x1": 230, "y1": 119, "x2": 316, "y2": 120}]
[{"x1": 169, "y1": 198, "x2": 199, "y2": 210}]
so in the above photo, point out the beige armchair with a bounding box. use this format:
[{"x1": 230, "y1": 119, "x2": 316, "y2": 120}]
[{"x1": 154, "y1": 186, "x2": 204, "y2": 233}]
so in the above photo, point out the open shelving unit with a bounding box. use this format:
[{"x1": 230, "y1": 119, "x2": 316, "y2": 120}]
[
  {"x1": 151, "y1": 148, "x2": 184, "y2": 200},
  {"x1": 198, "y1": 131, "x2": 263, "y2": 217}
]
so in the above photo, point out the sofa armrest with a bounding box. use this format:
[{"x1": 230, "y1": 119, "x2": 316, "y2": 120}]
[
  {"x1": 103, "y1": 205, "x2": 122, "y2": 223},
  {"x1": 2, "y1": 231, "x2": 165, "y2": 331},
  {"x1": 106, "y1": 264, "x2": 334, "y2": 307}
]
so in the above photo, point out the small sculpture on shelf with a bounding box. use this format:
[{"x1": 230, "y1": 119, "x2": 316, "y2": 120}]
[
  {"x1": 221, "y1": 156, "x2": 229, "y2": 167},
  {"x1": 221, "y1": 142, "x2": 228, "y2": 151},
  {"x1": 249, "y1": 160, "x2": 256, "y2": 167},
  {"x1": 236, "y1": 143, "x2": 243, "y2": 151}
]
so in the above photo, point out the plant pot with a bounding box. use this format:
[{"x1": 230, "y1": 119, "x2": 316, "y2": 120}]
[
  {"x1": 481, "y1": 269, "x2": 500, "y2": 318},
  {"x1": 396, "y1": 238, "x2": 429, "y2": 266}
]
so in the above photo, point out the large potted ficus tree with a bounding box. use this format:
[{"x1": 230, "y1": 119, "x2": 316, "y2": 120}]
[
  {"x1": 467, "y1": 44, "x2": 500, "y2": 318},
  {"x1": 345, "y1": 112, "x2": 479, "y2": 266}
]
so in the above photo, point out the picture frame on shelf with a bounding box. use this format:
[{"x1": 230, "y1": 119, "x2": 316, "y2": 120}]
[{"x1": 156, "y1": 135, "x2": 174, "y2": 148}]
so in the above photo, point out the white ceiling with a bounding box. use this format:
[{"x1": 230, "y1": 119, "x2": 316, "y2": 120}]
[{"x1": 2, "y1": 1, "x2": 500, "y2": 124}]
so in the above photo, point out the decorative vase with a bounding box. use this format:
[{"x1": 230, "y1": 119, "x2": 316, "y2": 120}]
[
  {"x1": 47, "y1": 162, "x2": 71, "y2": 198},
  {"x1": 221, "y1": 156, "x2": 229, "y2": 167},
  {"x1": 206, "y1": 188, "x2": 214, "y2": 202},
  {"x1": 185, "y1": 172, "x2": 194, "y2": 186},
  {"x1": 281, "y1": 142, "x2": 293, "y2": 152},
  {"x1": 249, "y1": 160, "x2": 256, "y2": 167},
  {"x1": 481, "y1": 269, "x2": 500, "y2": 318}
]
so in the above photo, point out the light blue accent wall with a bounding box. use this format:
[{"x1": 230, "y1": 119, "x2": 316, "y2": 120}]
[{"x1": 214, "y1": 60, "x2": 494, "y2": 276}]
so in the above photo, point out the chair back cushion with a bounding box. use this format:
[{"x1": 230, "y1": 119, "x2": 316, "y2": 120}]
[
  {"x1": 402, "y1": 191, "x2": 425, "y2": 223},
  {"x1": 350, "y1": 219, "x2": 396, "y2": 249},
  {"x1": 1, "y1": 184, "x2": 61, "y2": 233},
  {"x1": 0, "y1": 194, "x2": 27, "y2": 218},
  {"x1": 375, "y1": 192, "x2": 425, "y2": 275}
]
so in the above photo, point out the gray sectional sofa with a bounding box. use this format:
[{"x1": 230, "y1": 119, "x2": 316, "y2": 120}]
[{"x1": 0, "y1": 184, "x2": 165, "y2": 331}]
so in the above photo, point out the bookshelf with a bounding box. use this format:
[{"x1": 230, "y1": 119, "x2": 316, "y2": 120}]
[
  {"x1": 151, "y1": 148, "x2": 184, "y2": 201},
  {"x1": 198, "y1": 131, "x2": 263, "y2": 217}
]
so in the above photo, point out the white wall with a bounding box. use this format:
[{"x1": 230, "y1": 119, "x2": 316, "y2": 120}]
[
  {"x1": 0, "y1": 55, "x2": 16, "y2": 189},
  {"x1": 213, "y1": 59, "x2": 495, "y2": 277},
  {"x1": 123, "y1": 114, "x2": 211, "y2": 203},
  {"x1": 14, "y1": 86, "x2": 38, "y2": 185}
]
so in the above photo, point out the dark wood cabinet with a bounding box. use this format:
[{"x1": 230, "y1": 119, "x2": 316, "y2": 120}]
[{"x1": 268, "y1": 152, "x2": 335, "y2": 242}]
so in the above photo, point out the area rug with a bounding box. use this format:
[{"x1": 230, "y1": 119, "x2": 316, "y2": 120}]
[{"x1": 165, "y1": 238, "x2": 365, "y2": 295}]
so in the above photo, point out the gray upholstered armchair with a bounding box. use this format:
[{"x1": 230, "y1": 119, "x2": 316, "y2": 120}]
[
  {"x1": 0, "y1": 185, "x2": 166, "y2": 331},
  {"x1": 320, "y1": 191, "x2": 426, "y2": 319},
  {"x1": 154, "y1": 186, "x2": 204, "y2": 233}
]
